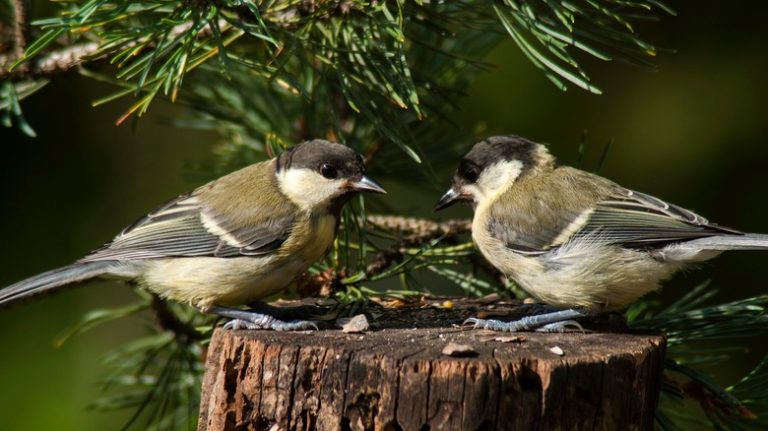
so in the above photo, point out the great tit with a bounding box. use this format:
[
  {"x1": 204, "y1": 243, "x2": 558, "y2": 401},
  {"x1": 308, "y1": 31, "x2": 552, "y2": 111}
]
[
  {"x1": 0, "y1": 139, "x2": 385, "y2": 330},
  {"x1": 435, "y1": 135, "x2": 768, "y2": 332}
]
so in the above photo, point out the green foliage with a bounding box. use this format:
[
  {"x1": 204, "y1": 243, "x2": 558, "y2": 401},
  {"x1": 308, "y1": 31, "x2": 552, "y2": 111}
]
[
  {"x1": 1, "y1": 80, "x2": 46, "y2": 137},
  {"x1": 631, "y1": 284, "x2": 768, "y2": 430},
  {"x1": 61, "y1": 291, "x2": 210, "y2": 431},
  {"x1": 4, "y1": 0, "x2": 671, "y2": 149}
]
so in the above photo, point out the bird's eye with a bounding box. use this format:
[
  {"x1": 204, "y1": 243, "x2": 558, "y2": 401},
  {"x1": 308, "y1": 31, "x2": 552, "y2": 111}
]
[
  {"x1": 458, "y1": 160, "x2": 480, "y2": 183},
  {"x1": 320, "y1": 163, "x2": 338, "y2": 179},
  {"x1": 462, "y1": 166, "x2": 479, "y2": 183}
]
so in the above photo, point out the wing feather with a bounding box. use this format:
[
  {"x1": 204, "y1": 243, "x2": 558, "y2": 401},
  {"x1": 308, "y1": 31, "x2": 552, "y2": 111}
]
[
  {"x1": 485, "y1": 167, "x2": 740, "y2": 253},
  {"x1": 81, "y1": 192, "x2": 294, "y2": 262},
  {"x1": 572, "y1": 187, "x2": 740, "y2": 247}
]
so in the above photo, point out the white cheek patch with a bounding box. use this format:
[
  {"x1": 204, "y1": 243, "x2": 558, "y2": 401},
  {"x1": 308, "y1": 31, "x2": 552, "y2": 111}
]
[
  {"x1": 462, "y1": 184, "x2": 482, "y2": 202},
  {"x1": 467, "y1": 160, "x2": 523, "y2": 203},
  {"x1": 277, "y1": 168, "x2": 342, "y2": 211}
]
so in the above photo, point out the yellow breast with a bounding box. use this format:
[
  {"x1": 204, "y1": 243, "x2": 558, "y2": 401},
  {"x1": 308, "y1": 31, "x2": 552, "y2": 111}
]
[{"x1": 289, "y1": 213, "x2": 337, "y2": 264}]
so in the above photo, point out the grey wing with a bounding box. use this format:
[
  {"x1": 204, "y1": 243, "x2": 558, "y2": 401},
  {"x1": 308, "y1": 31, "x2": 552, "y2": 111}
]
[
  {"x1": 572, "y1": 188, "x2": 742, "y2": 247},
  {"x1": 80, "y1": 193, "x2": 294, "y2": 262},
  {"x1": 487, "y1": 206, "x2": 585, "y2": 255}
]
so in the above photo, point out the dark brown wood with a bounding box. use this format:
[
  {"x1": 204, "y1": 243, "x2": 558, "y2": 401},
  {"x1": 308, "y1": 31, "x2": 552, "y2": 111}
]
[{"x1": 198, "y1": 298, "x2": 666, "y2": 431}]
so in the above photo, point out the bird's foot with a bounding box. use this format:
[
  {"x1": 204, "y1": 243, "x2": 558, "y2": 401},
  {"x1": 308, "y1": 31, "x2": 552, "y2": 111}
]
[
  {"x1": 463, "y1": 309, "x2": 587, "y2": 332},
  {"x1": 535, "y1": 320, "x2": 584, "y2": 333},
  {"x1": 223, "y1": 316, "x2": 318, "y2": 331},
  {"x1": 207, "y1": 306, "x2": 318, "y2": 331}
]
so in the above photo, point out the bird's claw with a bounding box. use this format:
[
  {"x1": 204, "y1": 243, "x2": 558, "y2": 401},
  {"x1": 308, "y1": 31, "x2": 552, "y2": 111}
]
[
  {"x1": 463, "y1": 317, "x2": 527, "y2": 332},
  {"x1": 463, "y1": 310, "x2": 586, "y2": 333},
  {"x1": 208, "y1": 305, "x2": 319, "y2": 331},
  {"x1": 272, "y1": 320, "x2": 318, "y2": 331},
  {"x1": 223, "y1": 317, "x2": 318, "y2": 331},
  {"x1": 535, "y1": 320, "x2": 584, "y2": 333},
  {"x1": 223, "y1": 319, "x2": 256, "y2": 330}
]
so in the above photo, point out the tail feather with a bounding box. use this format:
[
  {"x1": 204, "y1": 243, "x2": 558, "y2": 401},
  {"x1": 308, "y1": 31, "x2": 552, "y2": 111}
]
[
  {"x1": 685, "y1": 233, "x2": 768, "y2": 251},
  {"x1": 0, "y1": 261, "x2": 117, "y2": 308}
]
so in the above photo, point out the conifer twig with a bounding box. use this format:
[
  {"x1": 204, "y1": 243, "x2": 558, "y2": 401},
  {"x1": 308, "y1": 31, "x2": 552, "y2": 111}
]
[
  {"x1": 0, "y1": 42, "x2": 100, "y2": 79},
  {"x1": 150, "y1": 295, "x2": 205, "y2": 342},
  {"x1": 364, "y1": 215, "x2": 472, "y2": 279},
  {"x1": 366, "y1": 214, "x2": 471, "y2": 239},
  {"x1": 11, "y1": 0, "x2": 28, "y2": 60}
]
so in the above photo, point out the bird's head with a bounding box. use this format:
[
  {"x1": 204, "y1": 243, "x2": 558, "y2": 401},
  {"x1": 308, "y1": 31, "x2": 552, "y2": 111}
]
[
  {"x1": 276, "y1": 139, "x2": 386, "y2": 212},
  {"x1": 434, "y1": 135, "x2": 554, "y2": 211}
]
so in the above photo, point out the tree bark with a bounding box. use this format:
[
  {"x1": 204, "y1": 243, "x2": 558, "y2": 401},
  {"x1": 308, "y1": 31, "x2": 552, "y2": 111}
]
[{"x1": 197, "y1": 298, "x2": 666, "y2": 431}]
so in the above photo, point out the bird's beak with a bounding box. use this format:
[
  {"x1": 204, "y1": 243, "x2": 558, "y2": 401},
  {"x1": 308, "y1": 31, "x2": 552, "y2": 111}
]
[
  {"x1": 434, "y1": 187, "x2": 460, "y2": 211},
  {"x1": 350, "y1": 175, "x2": 387, "y2": 194}
]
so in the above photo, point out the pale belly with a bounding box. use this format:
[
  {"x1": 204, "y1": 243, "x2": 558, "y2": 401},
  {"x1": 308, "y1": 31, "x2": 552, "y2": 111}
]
[
  {"x1": 139, "y1": 214, "x2": 337, "y2": 308},
  {"x1": 472, "y1": 223, "x2": 684, "y2": 311}
]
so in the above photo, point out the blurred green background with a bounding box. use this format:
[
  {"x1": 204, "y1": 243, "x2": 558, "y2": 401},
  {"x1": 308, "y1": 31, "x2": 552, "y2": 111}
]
[{"x1": 2, "y1": 2, "x2": 768, "y2": 429}]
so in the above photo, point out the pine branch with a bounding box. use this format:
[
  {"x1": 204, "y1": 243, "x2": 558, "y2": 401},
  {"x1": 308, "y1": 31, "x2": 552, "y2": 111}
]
[
  {"x1": 10, "y1": 0, "x2": 28, "y2": 61},
  {"x1": 632, "y1": 286, "x2": 768, "y2": 429},
  {"x1": 150, "y1": 295, "x2": 205, "y2": 342},
  {"x1": 367, "y1": 214, "x2": 471, "y2": 239},
  {"x1": 0, "y1": 41, "x2": 99, "y2": 78},
  {"x1": 1, "y1": 0, "x2": 672, "y2": 141}
]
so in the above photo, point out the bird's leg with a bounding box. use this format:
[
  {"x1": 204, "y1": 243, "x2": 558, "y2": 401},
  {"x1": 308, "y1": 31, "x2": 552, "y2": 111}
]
[
  {"x1": 205, "y1": 305, "x2": 318, "y2": 331},
  {"x1": 464, "y1": 308, "x2": 587, "y2": 333},
  {"x1": 245, "y1": 301, "x2": 321, "y2": 320},
  {"x1": 244, "y1": 301, "x2": 287, "y2": 316}
]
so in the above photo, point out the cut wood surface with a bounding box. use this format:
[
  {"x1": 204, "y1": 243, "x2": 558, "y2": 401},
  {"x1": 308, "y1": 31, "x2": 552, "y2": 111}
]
[{"x1": 198, "y1": 296, "x2": 666, "y2": 431}]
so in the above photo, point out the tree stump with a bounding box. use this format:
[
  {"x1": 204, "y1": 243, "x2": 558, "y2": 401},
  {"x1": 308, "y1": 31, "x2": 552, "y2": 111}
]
[{"x1": 198, "y1": 297, "x2": 666, "y2": 431}]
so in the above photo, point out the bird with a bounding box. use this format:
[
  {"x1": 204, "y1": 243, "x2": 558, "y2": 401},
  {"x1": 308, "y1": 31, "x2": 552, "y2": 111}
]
[
  {"x1": 0, "y1": 139, "x2": 385, "y2": 331},
  {"x1": 434, "y1": 135, "x2": 768, "y2": 332}
]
